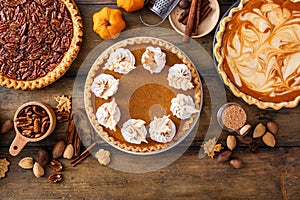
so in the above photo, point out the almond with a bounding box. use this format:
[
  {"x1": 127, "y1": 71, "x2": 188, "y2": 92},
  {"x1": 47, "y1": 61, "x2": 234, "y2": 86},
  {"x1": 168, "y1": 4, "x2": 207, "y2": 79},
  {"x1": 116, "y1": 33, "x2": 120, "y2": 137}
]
[
  {"x1": 18, "y1": 157, "x2": 34, "y2": 169},
  {"x1": 262, "y1": 132, "x2": 276, "y2": 147},
  {"x1": 266, "y1": 121, "x2": 278, "y2": 135},
  {"x1": 253, "y1": 123, "x2": 266, "y2": 138},
  {"x1": 33, "y1": 162, "x2": 44, "y2": 178},
  {"x1": 227, "y1": 135, "x2": 237, "y2": 151},
  {"x1": 63, "y1": 144, "x2": 74, "y2": 159}
]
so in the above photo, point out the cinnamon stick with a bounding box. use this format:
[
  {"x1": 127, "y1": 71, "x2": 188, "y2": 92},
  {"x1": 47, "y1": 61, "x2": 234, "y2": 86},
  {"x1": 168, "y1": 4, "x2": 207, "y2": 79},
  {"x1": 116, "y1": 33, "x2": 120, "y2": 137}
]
[
  {"x1": 200, "y1": 6, "x2": 212, "y2": 21},
  {"x1": 183, "y1": 0, "x2": 198, "y2": 43},
  {"x1": 178, "y1": 8, "x2": 190, "y2": 23},
  {"x1": 71, "y1": 142, "x2": 96, "y2": 167},
  {"x1": 65, "y1": 116, "x2": 75, "y2": 144},
  {"x1": 73, "y1": 129, "x2": 81, "y2": 157},
  {"x1": 193, "y1": 0, "x2": 202, "y2": 34}
]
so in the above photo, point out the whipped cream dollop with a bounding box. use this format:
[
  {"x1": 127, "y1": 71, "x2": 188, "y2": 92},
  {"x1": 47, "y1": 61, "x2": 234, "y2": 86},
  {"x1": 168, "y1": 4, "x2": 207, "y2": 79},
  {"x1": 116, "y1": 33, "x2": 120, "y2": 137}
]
[
  {"x1": 223, "y1": 1, "x2": 300, "y2": 98},
  {"x1": 170, "y1": 94, "x2": 199, "y2": 120},
  {"x1": 91, "y1": 73, "x2": 119, "y2": 100},
  {"x1": 141, "y1": 46, "x2": 166, "y2": 74},
  {"x1": 121, "y1": 119, "x2": 148, "y2": 144},
  {"x1": 167, "y1": 64, "x2": 194, "y2": 91},
  {"x1": 104, "y1": 48, "x2": 136, "y2": 74},
  {"x1": 96, "y1": 98, "x2": 121, "y2": 131},
  {"x1": 149, "y1": 115, "x2": 176, "y2": 143}
]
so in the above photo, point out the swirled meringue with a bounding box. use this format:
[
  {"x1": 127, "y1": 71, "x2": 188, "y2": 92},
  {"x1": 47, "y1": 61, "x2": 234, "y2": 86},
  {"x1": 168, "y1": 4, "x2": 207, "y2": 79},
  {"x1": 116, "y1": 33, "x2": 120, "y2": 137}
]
[
  {"x1": 96, "y1": 98, "x2": 121, "y2": 131},
  {"x1": 121, "y1": 119, "x2": 148, "y2": 144},
  {"x1": 91, "y1": 73, "x2": 119, "y2": 100},
  {"x1": 104, "y1": 48, "x2": 136, "y2": 74},
  {"x1": 141, "y1": 46, "x2": 166, "y2": 74},
  {"x1": 170, "y1": 94, "x2": 199, "y2": 120},
  {"x1": 149, "y1": 115, "x2": 176, "y2": 143},
  {"x1": 167, "y1": 64, "x2": 194, "y2": 91}
]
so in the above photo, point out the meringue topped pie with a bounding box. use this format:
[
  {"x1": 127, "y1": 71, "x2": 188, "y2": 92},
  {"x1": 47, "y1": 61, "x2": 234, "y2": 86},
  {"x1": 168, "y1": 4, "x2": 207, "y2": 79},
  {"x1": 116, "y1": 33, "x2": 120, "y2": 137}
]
[
  {"x1": 85, "y1": 37, "x2": 202, "y2": 153},
  {"x1": 0, "y1": 0, "x2": 83, "y2": 90},
  {"x1": 214, "y1": 0, "x2": 300, "y2": 109}
]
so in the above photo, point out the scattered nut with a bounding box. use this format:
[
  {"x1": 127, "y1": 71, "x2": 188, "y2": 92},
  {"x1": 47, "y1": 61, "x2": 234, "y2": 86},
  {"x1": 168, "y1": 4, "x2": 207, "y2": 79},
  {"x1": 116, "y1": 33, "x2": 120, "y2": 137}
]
[
  {"x1": 18, "y1": 157, "x2": 34, "y2": 169},
  {"x1": 33, "y1": 162, "x2": 44, "y2": 178},
  {"x1": 52, "y1": 139, "x2": 66, "y2": 159},
  {"x1": 262, "y1": 132, "x2": 276, "y2": 147},
  {"x1": 266, "y1": 121, "x2": 278, "y2": 135},
  {"x1": 237, "y1": 135, "x2": 253, "y2": 145},
  {"x1": 226, "y1": 135, "x2": 236, "y2": 151},
  {"x1": 253, "y1": 123, "x2": 266, "y2": 138},
  {"x1": 95, "y1": 149, "x2": 111, "y2": 166},
  {"x1": 217, "y1": 150, "x2": 232, "y2": 162},
  {"x1": 238, "y1": 124, "x2": 251, "y2": 136},
  {"x1": 229, "y1": 158, "x2": 243, "y2": 169},
  {"x1": 63, "y1": 144, "x2": 74, "y2": 160},
  {"x1": 37, "y1": 148, "x2": 50, "y2": 168},
  {"x1": 49, "y1": 159, "x2": 63, "y2": 172},
  {"x1": 0, "y1": 120, "x2": 13, "y2": 134},
  {"x1": 48, "y1": 173, "x2": 63, "y2": 183}
]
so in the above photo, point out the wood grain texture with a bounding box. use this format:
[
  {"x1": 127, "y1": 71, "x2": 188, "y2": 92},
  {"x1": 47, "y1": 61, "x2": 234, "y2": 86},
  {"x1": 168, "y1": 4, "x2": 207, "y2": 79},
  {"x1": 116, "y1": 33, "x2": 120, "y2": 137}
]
[{"x1": 0, "y1": 0, "x2": 299, "y2": 199}]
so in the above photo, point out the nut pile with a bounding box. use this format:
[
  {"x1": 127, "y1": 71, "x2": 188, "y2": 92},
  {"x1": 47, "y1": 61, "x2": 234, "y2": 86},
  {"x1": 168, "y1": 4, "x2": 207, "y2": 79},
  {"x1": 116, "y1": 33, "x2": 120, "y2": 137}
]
[
  {"x1": 15, "y1": 105, "x2": 50, "y2": 138},
  {"x1": 18, "y1": 148, "x2": 63, "y2": 183},
  {"x1": 217, "y1": 120, "x2": 279, "y2": 169}
]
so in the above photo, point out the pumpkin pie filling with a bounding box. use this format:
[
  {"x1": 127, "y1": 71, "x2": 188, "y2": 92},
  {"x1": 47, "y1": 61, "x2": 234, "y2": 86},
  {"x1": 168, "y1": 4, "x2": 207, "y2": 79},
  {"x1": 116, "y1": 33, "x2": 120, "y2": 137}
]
[
  {"x1": 215, "y1": 0, "x2": 300, "y2": 109},
  {"x1": 85, "y1": 38, "x2": 202, "y2": 153}
]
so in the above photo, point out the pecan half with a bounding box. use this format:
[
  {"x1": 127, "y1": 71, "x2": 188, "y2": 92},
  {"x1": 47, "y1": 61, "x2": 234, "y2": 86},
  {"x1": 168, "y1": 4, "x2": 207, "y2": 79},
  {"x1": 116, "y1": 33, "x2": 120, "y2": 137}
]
[
  {"x1": 49, "y1": 159, "x2": 63, "y2": 172},
  {"x1": 48, "y1": 173, "x2": 63, "y2": 183}
]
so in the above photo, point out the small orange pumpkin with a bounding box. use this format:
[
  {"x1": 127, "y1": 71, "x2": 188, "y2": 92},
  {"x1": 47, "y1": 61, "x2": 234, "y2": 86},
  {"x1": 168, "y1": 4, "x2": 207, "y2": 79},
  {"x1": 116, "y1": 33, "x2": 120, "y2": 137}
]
[
  {"x1": 93, "y1": 7, "x2": 126, "y2": 40},
  {"x1": 117, "y1": 0, "x2": 144, "y2": 12}
]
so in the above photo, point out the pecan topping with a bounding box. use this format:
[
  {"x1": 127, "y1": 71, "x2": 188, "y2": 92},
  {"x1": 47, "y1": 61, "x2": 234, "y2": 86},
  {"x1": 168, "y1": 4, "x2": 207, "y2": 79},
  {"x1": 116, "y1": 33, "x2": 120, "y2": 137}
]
[{"x1": 0, "y1": 0, "x2": 74, "y2": 80}]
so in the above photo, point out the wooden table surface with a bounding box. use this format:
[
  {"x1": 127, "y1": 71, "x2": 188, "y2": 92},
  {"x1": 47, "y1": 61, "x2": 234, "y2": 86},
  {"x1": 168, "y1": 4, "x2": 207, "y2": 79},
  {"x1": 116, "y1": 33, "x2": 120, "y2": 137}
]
[{"x1": 1, "y1": 0, "x2": 300, "y2": 199}]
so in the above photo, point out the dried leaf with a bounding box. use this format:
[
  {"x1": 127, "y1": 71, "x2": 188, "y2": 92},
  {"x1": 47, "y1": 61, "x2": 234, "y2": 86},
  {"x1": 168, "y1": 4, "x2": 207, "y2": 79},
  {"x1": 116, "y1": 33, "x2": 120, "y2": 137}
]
[
  {"x1": 0, "y1": 158, "x2": 10, "y2": 179},
  {"x1": 95, "y1": 149, "x2": 110, "y2": 166},
  {"x1": 54, "y1": 95, "x2": 72, "y2": 113},
  {"x1": 202, "y1": 137, "x2": 223, "y2": 159}
]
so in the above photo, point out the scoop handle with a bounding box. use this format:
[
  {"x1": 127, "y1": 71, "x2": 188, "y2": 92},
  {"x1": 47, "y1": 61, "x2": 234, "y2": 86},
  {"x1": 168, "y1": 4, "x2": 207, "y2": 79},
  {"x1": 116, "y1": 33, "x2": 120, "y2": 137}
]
[{"x1": 9, "y1": 134, "x2": 28, "y2": 156}]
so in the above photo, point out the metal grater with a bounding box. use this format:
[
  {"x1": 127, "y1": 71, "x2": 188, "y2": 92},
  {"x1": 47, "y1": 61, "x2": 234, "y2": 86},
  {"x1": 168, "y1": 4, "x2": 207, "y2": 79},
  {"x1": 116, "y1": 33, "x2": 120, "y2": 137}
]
[{"x1": 147, "y1": 0, "x2": 181, "y2": 20}]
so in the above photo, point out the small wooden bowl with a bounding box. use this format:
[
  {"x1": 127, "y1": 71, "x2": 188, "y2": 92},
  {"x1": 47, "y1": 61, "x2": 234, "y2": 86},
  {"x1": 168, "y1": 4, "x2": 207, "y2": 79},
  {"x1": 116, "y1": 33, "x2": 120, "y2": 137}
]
[{"x1": 9, "y1": 101, "x2": 56, "y2": 156}]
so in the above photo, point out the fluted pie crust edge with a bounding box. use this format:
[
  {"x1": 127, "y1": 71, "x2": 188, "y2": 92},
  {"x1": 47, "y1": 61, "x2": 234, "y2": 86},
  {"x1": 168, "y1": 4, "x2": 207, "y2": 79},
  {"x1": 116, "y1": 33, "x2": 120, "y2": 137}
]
[
  {"x1": 85, "y1": 37, "x2": 202, "y2": 153},
  {"x1": 213, "y1": 0, "x2": 300, "y2": 110}
]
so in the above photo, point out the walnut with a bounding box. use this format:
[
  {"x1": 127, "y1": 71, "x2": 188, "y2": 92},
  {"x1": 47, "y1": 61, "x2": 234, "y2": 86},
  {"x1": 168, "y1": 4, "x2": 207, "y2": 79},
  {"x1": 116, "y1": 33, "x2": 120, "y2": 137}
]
[
  {"x1": 54, "y1": 95, "x2": 72, "y2": 113},
  {"x1": 0, "y1": 158, "x2": 10, "y2": 179},
  {"x1": 202, "y1": 137, "x2": 223, "y2": 159},
  {"x1": 95, "y1": 149, "x2": 110, "y2": 166}
]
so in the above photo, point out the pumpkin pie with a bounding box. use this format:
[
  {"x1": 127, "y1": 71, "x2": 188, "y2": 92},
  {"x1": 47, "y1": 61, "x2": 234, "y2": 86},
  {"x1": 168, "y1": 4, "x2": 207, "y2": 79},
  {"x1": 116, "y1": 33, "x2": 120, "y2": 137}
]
[
  {"x1": 0, "y1": 0, "x2": 83, "y2": 90},
  {"x1": 85, "y1": 37, "x2": 202, "y2": 153},
  {"x1": 214, "y1": 0, "x2": 300, "y2": 109}
]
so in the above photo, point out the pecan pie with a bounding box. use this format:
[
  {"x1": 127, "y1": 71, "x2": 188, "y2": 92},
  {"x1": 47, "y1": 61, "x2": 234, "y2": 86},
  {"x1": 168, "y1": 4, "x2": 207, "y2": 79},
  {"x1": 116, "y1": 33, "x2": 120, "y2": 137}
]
[
  {"x1": 0, "y1": 0, "x2": 83, "y2": 90},
  {"x1": 85, "y1": 37, "x2": 202, "y2": 154},
  {"x1": 214, "y1": 0, "x2": 300, "y2": 109}
]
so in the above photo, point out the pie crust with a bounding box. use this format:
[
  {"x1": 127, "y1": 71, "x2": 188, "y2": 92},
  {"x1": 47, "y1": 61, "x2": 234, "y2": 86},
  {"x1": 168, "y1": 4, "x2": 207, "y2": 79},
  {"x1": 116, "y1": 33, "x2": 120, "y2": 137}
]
[
  {"x1": 85, "y1": 37, "x2": 202, "y2": 154},
  {"x1": 0, "y1": 0, "x2": 83, "y2": 90},
  {"x1": 214, "y1": 0, "x2": 300, "y2": 109}
]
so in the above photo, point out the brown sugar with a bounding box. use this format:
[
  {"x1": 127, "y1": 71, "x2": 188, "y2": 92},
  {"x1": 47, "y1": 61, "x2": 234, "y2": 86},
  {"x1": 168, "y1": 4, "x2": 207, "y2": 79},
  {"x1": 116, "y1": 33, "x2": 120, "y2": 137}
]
[{"x1": 221, "y1": 105, "x2": 247, "y2": 131}]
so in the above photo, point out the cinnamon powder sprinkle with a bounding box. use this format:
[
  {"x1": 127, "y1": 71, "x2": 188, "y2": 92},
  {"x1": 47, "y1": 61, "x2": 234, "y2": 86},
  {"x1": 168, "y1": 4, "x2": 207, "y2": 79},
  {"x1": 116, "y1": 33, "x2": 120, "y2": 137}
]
[{"x1": 221, "y1": 105, "x2": 247, "y2": 131}]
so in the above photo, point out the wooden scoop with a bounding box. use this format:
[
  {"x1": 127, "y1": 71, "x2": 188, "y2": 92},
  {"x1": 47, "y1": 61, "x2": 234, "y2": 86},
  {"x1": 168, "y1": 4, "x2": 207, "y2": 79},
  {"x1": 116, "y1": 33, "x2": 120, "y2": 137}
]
[{"x1": 9, "y1": 101, "x2": 56, "y2": 156}]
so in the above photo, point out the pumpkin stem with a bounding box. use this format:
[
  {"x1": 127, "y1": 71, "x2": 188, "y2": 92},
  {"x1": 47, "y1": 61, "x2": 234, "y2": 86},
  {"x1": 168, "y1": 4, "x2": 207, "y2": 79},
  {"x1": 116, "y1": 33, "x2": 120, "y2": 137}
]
[{"x1": 105, "y1": 20, "x2": 111, "y2": 26}]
